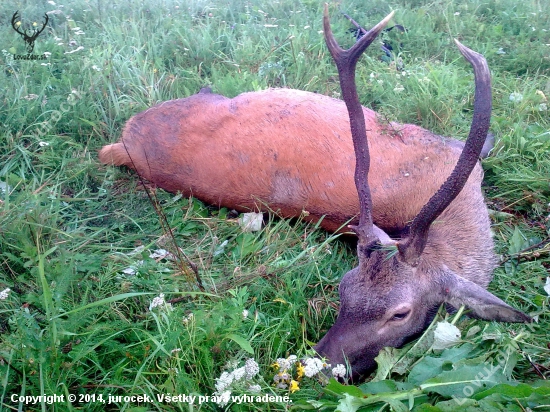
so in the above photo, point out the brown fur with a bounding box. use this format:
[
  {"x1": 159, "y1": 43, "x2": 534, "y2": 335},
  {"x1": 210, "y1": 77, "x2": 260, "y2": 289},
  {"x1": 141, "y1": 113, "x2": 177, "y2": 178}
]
[
  {"x1": 99, "y1": 88, "x2": 495, "y2": 282},
  {"x1": 100, "y1": 84, "x2": 532, "y2": 379}
]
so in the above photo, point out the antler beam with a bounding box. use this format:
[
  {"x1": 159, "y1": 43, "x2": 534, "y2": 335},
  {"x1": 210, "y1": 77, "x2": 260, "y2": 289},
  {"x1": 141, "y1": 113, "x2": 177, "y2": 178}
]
[
  {"x1": 323, "y1": 4, "x2": 395, "y2": 259},
  {"x1": 398, "y1": 40, "x2": 492, "y2": 265}
]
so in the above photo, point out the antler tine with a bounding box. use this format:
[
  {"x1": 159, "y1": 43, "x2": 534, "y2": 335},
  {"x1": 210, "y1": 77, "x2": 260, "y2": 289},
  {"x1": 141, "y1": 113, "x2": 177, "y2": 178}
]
[
  {"x1": 11, "y1": 11, "x2": 24, "y2": 35},
  {"x1": 323, "y1": 4, "x2": 394, "y2": 259},
  {"x1": 398, "y1": 40, "x2": 492, "y2": 266},
  {"x1": 39, "y1": 13, "x2": 50, "y2": 33}
]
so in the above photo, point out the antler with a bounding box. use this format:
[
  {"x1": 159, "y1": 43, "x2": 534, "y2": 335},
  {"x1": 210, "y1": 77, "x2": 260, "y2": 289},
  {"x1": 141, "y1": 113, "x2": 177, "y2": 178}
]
[
  {"x1": 323, "y1": 4, "x2": 395, "y2": 259},
  {"x1": 11, "y1": 11, "x2": 25, "y2": 36},
  {"x1": 397, "y1": 40, "x2": 492, "y2": 265},
  {"x1": 34, "y1": 14, "x2": 50, "y2": 38}
]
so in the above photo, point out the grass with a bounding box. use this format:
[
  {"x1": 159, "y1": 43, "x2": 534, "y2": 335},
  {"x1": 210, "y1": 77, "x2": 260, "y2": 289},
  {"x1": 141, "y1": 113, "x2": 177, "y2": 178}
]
[{"x1": 0, "y1": 0, "x2": 549, "y2": 410}]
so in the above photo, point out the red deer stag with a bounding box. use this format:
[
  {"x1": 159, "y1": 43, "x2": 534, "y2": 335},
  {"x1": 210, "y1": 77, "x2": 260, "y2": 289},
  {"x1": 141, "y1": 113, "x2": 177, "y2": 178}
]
[{"x1": 99, "y1": 5, "x2": 531, "y2": 379}]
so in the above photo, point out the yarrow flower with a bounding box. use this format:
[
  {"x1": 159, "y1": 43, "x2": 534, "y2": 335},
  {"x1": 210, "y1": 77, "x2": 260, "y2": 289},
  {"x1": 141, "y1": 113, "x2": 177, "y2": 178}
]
[
  {"x1": 0, "y1": 288, "x2": 10, "y2": 300},
  {"x1": 149, "y1": 293, "x2": 171, "y2": 311},
  {"x1": 274, "y1": 355, "x2": 296, "y2": 372},
  {"x1": 331, "y1": 364, "x2": 347, "y2": 378},
  {"x1": 245, "y1": 358, "x2": 260, "y2": 379},
  {"x1": 215, "y1": 371, "x2": 234, "y2": 392},
  {"x1": 216, "y1": 390, "x2": 231, "y2": 407},
  {"x1": 509, "y1": 92, "x2": 523, "y2": 103},
  {"x1": 303, "y1": 357, "x2": 326, "y2": 378},
  {"x1": 393, "y1": 83, "x2": 405, "y2": 93},
  {"x1": 213, "y1": 358, "x2": 261, "y2": 406}
]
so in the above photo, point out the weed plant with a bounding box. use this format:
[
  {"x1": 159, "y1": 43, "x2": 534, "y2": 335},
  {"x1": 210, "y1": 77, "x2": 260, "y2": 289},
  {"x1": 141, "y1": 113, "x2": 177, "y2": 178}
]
[{"x1": 0, "y1": 0, "x2": 549, "y2": 411}]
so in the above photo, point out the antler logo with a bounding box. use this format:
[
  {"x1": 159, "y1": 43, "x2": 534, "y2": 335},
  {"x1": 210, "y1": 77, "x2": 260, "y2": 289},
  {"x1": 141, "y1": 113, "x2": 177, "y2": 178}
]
[{"x1": 11, "y1": 11, "x2": 49, "y2": 54}]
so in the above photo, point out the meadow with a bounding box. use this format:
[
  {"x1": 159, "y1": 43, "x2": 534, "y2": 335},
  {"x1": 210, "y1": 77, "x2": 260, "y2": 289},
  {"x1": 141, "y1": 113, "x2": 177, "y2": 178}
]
[{"x1": 0, "y1": 0, "x2": 549, "y2": 410}]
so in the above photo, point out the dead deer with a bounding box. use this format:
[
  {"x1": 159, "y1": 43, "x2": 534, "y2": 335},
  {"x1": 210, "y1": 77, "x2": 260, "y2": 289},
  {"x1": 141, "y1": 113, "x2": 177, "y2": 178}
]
[
  {"x1": 99, "y1": 5, "x2": 531, "y2": 379},
  {"x1": 314, "y1": 5, "x2": 530, "y2": 379}
]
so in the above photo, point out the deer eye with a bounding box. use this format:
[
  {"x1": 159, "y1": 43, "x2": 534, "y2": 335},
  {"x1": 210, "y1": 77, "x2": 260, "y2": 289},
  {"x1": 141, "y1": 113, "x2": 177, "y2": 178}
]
[{"x1": 391, "y1": 310, "x2": 411, "y2": 321}]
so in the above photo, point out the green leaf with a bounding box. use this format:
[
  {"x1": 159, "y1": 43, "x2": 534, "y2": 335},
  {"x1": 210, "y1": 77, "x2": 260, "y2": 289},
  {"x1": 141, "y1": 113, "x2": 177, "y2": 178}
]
[
  {"x1": 473, "y1": 381, "x2": 550, "y2": 401},
  {"x1": 226, "y1": 333, "x2": 254, "y2": 354},
  {"x1": 381, "y1": 397, "x2": 409, "y2": 412},
  {"x1": 326, "y1": 378, "x2": 366, "y2": 398},
  {"x1": 408, "y1": 344, "x2": 476, "y2": 385},
  {"x1": 420, "y1": 364, "x2": 506, "y2": 398},
  {"x1": 373, "y1": 347, "x2": 401, "y2": 381},
  {"x1": 335, "y1": 393, "x2": 369, "y2": 412},
  {"x1": 359, "y1": 380, "x2": 398, "y2": 394}
]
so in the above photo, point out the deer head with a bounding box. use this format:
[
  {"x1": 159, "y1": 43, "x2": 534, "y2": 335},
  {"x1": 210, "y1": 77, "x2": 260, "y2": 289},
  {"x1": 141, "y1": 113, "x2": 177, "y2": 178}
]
[
  {"x1": 315, "y1": 4, "x2": 531, "y2": 380},
  {"x1": 11, "y1": 11, "x2": 49, "y2": 54}
]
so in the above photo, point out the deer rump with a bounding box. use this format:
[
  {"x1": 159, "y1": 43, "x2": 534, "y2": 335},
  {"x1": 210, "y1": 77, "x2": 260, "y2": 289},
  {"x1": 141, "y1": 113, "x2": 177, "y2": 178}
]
[{"x1": 100, "y1": 87, "x2": 493, "y2": 279}]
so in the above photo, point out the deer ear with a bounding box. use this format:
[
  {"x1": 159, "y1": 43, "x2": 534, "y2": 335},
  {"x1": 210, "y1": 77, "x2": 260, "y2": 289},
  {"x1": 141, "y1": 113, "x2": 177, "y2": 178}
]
[{"x1": 441, "y1": 271, "x2": 532, "y2": 323}]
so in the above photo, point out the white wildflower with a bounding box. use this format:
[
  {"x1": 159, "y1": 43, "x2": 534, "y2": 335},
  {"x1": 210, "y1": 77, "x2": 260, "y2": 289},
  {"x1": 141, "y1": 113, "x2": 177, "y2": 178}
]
[
  {"x1": 393, "y1": 83, "x2": 405, "y2": 93},
  {"x1": 433, "y1": 321, "x2": 461, "y2": 349},
  {"x1": 304, "y1": 25, "x2": 310, "y2": 29},
  {"x1": 39, "y1": 141, "x2": 50, "y2": 146},
  {"x1": 454, "y1": 12, "x2": 460, "y2": 16},
  {"x1": 248, "y1": 384, "x2": 261, "y2": 393},
  {"x1": 496, "y1": 47, "x2": 506, "y2": 55},
  {"x1": 149, "y1": 293, "x2": 171, "y2": 311},
  {"x1": 91, "y1": 65, "x2": 102, "y2": 72},
  {"x1": 182, "y1": 313, "x2": 194, "y2": 324},
  {"x1": 232, "y1": 366, "x2": 246, "y2": 381},
  {"x1": 245, "y1": 358, "x2": 260, "y2": 379},
  {"x1": 544, "y1": 277, "x2": 550, "y2": 296},
  {"x1": 170, "y1": 348, "x2": 182, "y2": 355},
  {"x1": 41, "y1": 63, "x2": 51, "y2": 66},
  {"x1": 331, "y1": 364, "x2": 347, "y2": 378},
  {"x1": 509, "y1": 92, "x2": 523, "y2": 103},
  {"x1": 0, "y1": 288, "x2": 10, "y2": 300},
  {"x1": 303, "y1": 357, "x2": 325, "y2": 377},
  {"x1": 276, "y1": 357, "x2": 292, "y2": 371},
  {"x1": 215, "y1": 390, "x2": 231, "y2": 407},
  {"x1": 538, "y1": 103, "x2": 547, "y2": 111},
  {"x1": 47, "y1": 0, "x2": 56, "y2": 5},
  {"x1": 43, "y1": 52, "x2": 51, "y2": 57},
  {"x1": 215, "y1": 371, "x2": 234, "y2": 392},
  {"x1": 242, "y1": 309, "x2": 249, "y2": 319}
]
